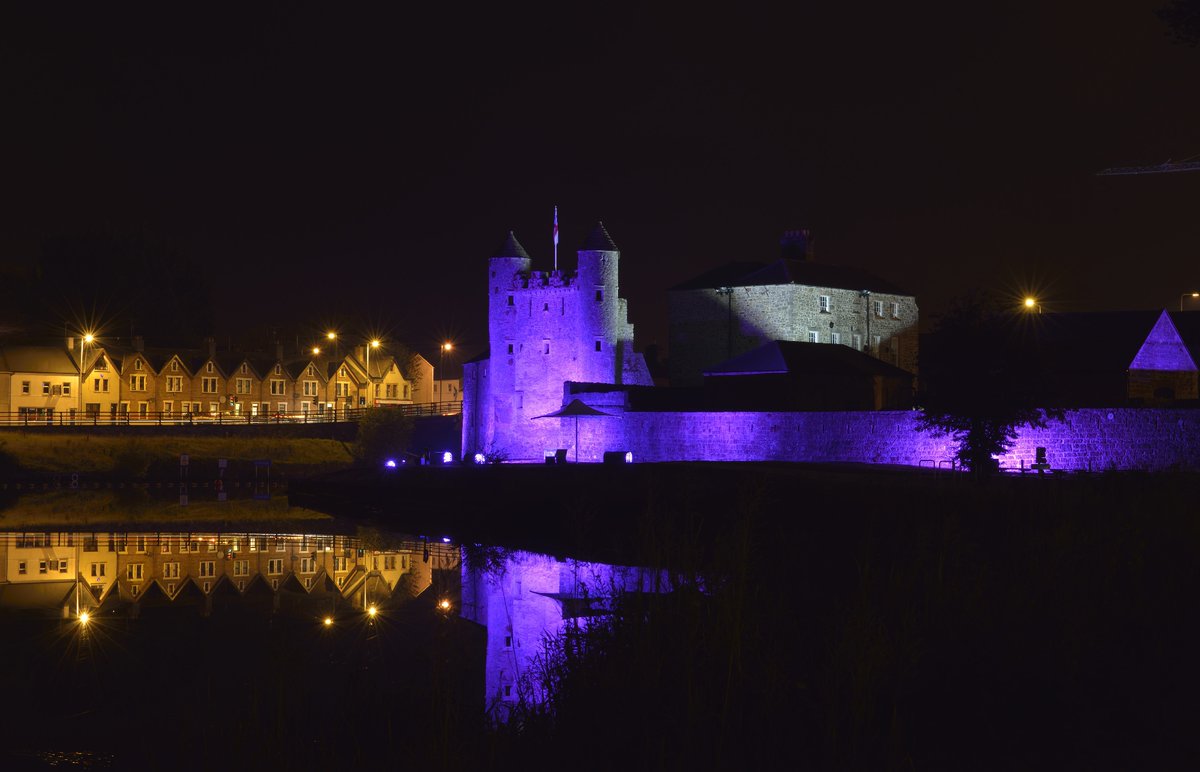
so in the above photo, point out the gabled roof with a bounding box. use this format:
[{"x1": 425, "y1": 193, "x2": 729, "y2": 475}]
[
  {"x1": 492, "y1": 230, "x2": 531, "y2": 259},
  {"x1": 580, "y1": 221, "x2": 619, "y2": 251},
  {"x1": 704, "y1": 340, "x2": 914, "y2": 379},
  {"x1": 1020, "y1": 310, "x2": 1193, "y2": 374},
  {"x1": 286, "y1": 359, "x2": 327, "y2": 382},
  {"x1": 671, "y1": 258, "x2": 909, "y2": 295}
]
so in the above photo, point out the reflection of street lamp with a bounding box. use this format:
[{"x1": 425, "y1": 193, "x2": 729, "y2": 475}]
[
  {"x1": 438, "y1": 342, "x2": 454, "y2": 404},
  {"x1": 1181, "y1": 292, "x2": 1199, "y2": 312}
]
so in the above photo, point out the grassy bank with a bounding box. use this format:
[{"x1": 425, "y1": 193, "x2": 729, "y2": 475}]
[
  {"x1": 0, "y1": 489, "x2": 335, "y2": 528},
  {"x1": 0, "y1": 433, "x2": 354, "y2": 477}
]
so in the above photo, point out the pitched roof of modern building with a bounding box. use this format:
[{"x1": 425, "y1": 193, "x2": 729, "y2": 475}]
[
  {"x1": 0, "y1": 345, "x2": 79, "y2": 375},
  {"x1": 670, "y1": 258, "x2": 909, "y2": 295},
  {"x1": 492, "y1": 231, "x2": 531, "y2": 260},
  {"x1": 580, "y1": 221, "x2": 619, "y2": 252},
  {"x1": 1016, "y1": 310, "x2": 1193, "y2": 374},
  {"x1": 703, "y1": 340, "x2": 914, "y2": 379}
]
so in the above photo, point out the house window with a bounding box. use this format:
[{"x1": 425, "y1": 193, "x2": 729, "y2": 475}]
[
  {"x1": 134, "y1": 359, "x2": 142, "y2": 370},
  {"x1": 163, "y1": 562, "x2": 180, "y2": 578},
  {"x1": 542, "y1": 302, "x2": 549, "y2": 312},
  {"x1": 384, "y1": 555, "x2": 396, "y2": 570},
  {"x1": 18, "y1": 560, "x2": 26, "y2": 575},
  {"x1": 891, "y1": 302, "x2": 901, "y2": 319},
  {"x1": 303, "y1": 381, "x2": 318, "y2": 396},
  {"x1": 42, "y1": 381, "x2": 51, "y2": 395},
  {"x1": 166, "y1": 376, "x2": 183, "y2": 392},
  {"x1": 127, "y1": 564, "x2": 144, "y2": 581},
  {"x1": 274, "y1": 364, "x2": 281, "y2": 375},
  {"x1": 241, "y1": 363, "x2": 248, "y2": 374},
  {"x1": 506, "y1": 343, "x2": 514, "y2": 355},
  {"x1": 206, "y1": 362, "x2": 214, "y2": 373},
  {"x1": 808, "y1": 330, "x2": 819, "y2": 343},
  {"x1": 595, "y1": 289, "x2": 603, "y2": 302},
  {"x1": 130, "y1": 585, "x2": 139, "y2": 597},
  {"x1": 21, "y1": 381, "x2": 29, "y2": 394},
  {"x1": 236, "y1": 378, "x2": 252, "y2": 393},
  {"x1": 308, "y1": 365, "x2": 316, "y2": 376},
  {"x1": 594, "y1": 340, "x2": 602, "y2": 352},
  {"x1": 270, "y1": 379, "x2": 285, "y2": 395},
  {"x1": 872, "y1": 335, "x2": 881, "y2": 350},
  {"x1": 340, "y1": 367, "x2": 347, "y2": 377},
  {"x1": 94, "y1": 358, "x2": 107, "y2": 370},
  {"x1": 39, "y1": 560, "x2": 48, "y2": 574},
  {"x1": 203, "y1": 581, "x2": 211, "y2": 593},
  {"x1": 233, "y1": 560, "x2": 249, "y2": 576},
  {"x1": 129, "y1": 375, "x2": 146, "y2": 391},
  {"x1": 136, "y1": 536, "x2": 146, "y2": 553},
  {"x1": 853, "y1": 334, "x2": 863, "y2": 351},
  {"x1": 167, "y1": 583, "x2": 176, "y2": 595},
  {"x1": 62, "y1": 382, "x2": 71, "y2": 396},
  {"x1": 202, "y1": 377, "x2": 218, "y2": 393},
  {"x1": 543, "y1": 341, "x2": 550, "y2": 355},
  {"x1": 90, "y1": 563, "x2": 106, "y2": 578},
  {"x1": 874, "y1": 300, "x2": 884, "y2": 318},
  {"x1": 171, "y1": 360, "x2": 179, "y2": 372},
  {"x1": 58, "y1": 559, "x2": 68, "y2": 574},
  {"x1": 199, "y1": 561, "x2": 215, "y2": 577},
  {"x1": 300, "y1": 557, "x2": 316, "y2": 574},
  {"x1": 831, "y1": 332, "x2": 841, "y2": 345},
  {"x1": 506, "y1": 295, "x2": 514, "y2": 306},
  {"x1": 819, "y1": 295, "x2": 831, "y2": 313},
  {"x1": 268, "y1": 559, "x2": 283, "y2": 575}
]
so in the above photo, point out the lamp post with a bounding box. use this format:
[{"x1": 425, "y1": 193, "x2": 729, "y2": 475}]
[
  {"x1": 77, "y1": 333, "x2": 93, "y2": 420},
  {"x1": 1181, "y1": 292, "x2": 1199, "y2": 312},
  {"x1": 365, "y1": 340, "x2": 380, "y2": 407},
  {"x1": 326, "y1": 331, "x2": 338, "y2": 360},
  {"x1": 1023, "y1": 297, "x2": 1042, "y2": 314},
  {"x1": 438, "y1": 342, "x2": 453, "y2": 406}
]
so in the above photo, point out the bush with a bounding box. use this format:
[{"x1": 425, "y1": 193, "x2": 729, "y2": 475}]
[{"x1": 353, "y1": 408, "x2": 414, "y2": 466}]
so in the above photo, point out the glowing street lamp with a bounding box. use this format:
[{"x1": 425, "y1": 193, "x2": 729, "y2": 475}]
[
  {"x1": 1023, "y1": 297, "x2": 1041, "y2": 313},
  {"x1": 77, "y1": 333, "x2": 94, "y2": 419},
  {"x1": 312, "y1": 347, "x2": 321, "y2": 356},
  {"x1": 1180, "y1": 292, "x2": 1199, "y2": 312},
  {"x1": 365, "y1": 339, "x2": 381, "y2": 406},
  {"x1": 438, "y1": 341, "x2": 454, "y2": 405}
]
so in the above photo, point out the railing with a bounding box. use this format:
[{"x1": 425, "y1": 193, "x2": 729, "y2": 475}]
[{"x1": 0, "y1": 401, "x2": 462, "y2": 428}]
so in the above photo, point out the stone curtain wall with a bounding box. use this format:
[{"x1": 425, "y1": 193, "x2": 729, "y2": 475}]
[{"x1": 569, "y1": 406, "x2": 1200, "y2": 471}]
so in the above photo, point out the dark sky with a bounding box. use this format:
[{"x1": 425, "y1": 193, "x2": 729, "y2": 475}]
[{"x1": 3, "y1": 2, "x2": 1200, "y2": 361}]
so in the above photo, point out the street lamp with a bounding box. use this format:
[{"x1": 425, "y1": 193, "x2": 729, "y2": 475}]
[
  {"x1": 1181, "y1": 292, "x2": 1199, "y2": 312},
  {"x1": 312, "y1": 346, "x2": 320, "y2": 356},
  {"x1": 77, "y1": 333, "x2": 94, "y2": 420},
  {"x1": 1023, "y1": 297, "x2": 1041, "y2": 313},
  {"x1": 365, "y1": 340, "x2": 381, "y2": 407},
  {"x1": 326, "y1": 331, "x2": 339, "y2": 360},
  {"x1": 438, "y1": 342, "x2": 454, "y2": 405}
]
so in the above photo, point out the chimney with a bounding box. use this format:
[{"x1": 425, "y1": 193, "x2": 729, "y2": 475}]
[
  {"x1": 780, "y1": 229, "x2": 814, "y2": 260},
  {"x1": 204, "y1": 336, "x2": 216, "y2": 359},
  {"x1": 67, "y1": 336, "x2": 75, "y2": 351},
  {"x1": 133, "y1": 335, "x2": 144, "y2": 352}
]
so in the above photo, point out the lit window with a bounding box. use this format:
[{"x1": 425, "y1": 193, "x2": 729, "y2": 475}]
[
  {"x1": 874, "y1": 300, "x2": 884, "y2": 318},
  {"x1": 808, "y1": 331, "x2": 819, "y2": 343},
  {"x1": 891, "y1": 302, "x2": 901, "y2": 319},
  {"x1": 819, "y1": 295, "x2": 831, "y2": 313},
  {"x1": 135, "y1": 359, "x2": 142, "y2": 370},
  {"x1": 831, "y1": 332, "x2": 841, "y2": 345},
  {"x1": 21, "y1": 381, "x2": 29, "y2": 394}
]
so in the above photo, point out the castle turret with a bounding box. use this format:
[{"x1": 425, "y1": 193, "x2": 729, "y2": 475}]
[{"x1": 577, "y1": 222, "x2": 622, "y2": 382}]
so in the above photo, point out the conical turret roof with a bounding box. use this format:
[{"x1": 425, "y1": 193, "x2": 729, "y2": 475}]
[
  {"x1": 492, "y1": 231, "x2": 531, "y2": 259},
  {"x1": 580, "y1": 221, "x2": 619, "y2": 252}
]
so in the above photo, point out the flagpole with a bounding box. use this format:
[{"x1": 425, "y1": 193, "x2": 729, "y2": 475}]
[{"x1": 553, "y1": 205, "x2": 559, "y2": 272}]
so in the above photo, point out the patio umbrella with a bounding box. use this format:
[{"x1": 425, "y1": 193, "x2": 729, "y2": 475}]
[{"x1": 532, "y1": 399, "x2": 615, "y2": 462}]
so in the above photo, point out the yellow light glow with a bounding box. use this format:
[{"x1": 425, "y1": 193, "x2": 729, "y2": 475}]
[
  {"x1": 1192, "y1": 293, "x2": 1199, "y2": 299},
  {"x1": 83, "y1": 334, "x2": 94, "y2": 344},
  {"x1": 312, "y1": 347, "x2": 321, "y2": 355},
  {"x1": 79, "y1": 611, "x2": 90, "y2": 625},
  {"x1": 368, "y1": 605, "x2": 377, "y2": 617},
  {"x1": 442, "y1": 342, "x2": 453, "y2": 351},
  {"x1": 327, "y1": 331, "x2": 336, "y2": 340},
  {"x1": 370, "y1": 340, "x2": 381, "y2": 348},
  {"x1": 438, "y1": 599, "x2": 451, "y2": 611},
  {"x1": 1024, "y1": 297, "x2": 1036, "y2": 308},
  {"x1": 323, "y1": 616, "x2": 333, "y2": 627}
]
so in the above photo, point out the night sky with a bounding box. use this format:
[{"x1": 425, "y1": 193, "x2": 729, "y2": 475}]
[{"x1": 4, "y1": 2, "x2": 1200, "y2": 361}]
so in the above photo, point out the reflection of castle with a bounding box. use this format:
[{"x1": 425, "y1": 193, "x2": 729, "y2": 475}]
[
  {"x1": 460, "y1": 550, "x2": 665, "y2": 720},
  {"x1": 0, "y1": 530, "x2": 460, "y2": 615}
]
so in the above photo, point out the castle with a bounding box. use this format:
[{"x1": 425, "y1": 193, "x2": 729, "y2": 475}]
[{"x1": 461, "y1": 224, "x2": 653, "y2": 461}]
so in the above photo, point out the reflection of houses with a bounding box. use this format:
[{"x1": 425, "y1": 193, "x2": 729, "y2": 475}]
[
  {"x1": 460, "y1": 550, "x2": 665, "y2": 720},
  {"x1": 668, "y1": 230, "x2": 919, "y2": 386},
  {"x1": 0, "y1": 530, "x2": 458, "y2": 615}
]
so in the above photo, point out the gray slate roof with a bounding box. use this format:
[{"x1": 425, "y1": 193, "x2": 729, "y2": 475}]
[
  {"x1": 672, "y1": 258, "x2": 909, "y2": 295},
  {"x1": 492, "y1": 231, "x2": 531, "y2": 259},
  {"x1": 704, "y1": 340, "x2": 914, "y2": 378},
  {"x1": 580, "y1": 222, "x2": 619, "y2": 252}
]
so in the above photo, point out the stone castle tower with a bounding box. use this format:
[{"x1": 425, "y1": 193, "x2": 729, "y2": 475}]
[{"x1": 462, "y1": 222, "x2": 652, "y2": 461}]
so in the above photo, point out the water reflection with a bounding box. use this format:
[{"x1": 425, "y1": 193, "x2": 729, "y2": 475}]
[
  {"x1": 461, "y1": 549, "x2": 668, "y2": 721},
  {"x1": 0, "y1": 528, "x2": 462, "y2": 622}
]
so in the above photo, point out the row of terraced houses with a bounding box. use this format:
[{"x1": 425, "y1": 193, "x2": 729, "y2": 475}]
[{"x1": 0, "y1": 336, "x2": 459, "y2": 421}]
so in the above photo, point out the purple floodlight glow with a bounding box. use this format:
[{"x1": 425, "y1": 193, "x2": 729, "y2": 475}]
[
  {"x1": 443, "y1": 451, "x2": 453, "y2": 464},
  {"x1": 624, "y1": 451, "x2": 633, "y2": 463},
  {"x1": 442, "y1": 536, "x2": 451, "y2": 543},
  {"x1": 473, "y1": 452, "x2": 486, "y2": 464},
  {"x1": 384, "y1": 459, "x2": 397, "y2": 468}
]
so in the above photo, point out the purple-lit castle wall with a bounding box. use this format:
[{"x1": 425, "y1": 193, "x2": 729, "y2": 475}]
[
  {"x1": 463, "y1": 227, "x2": 653, "y2": 462},
  {"x1": 460, "y1": 549, "x2": 665, "y2": 720},
  {"x1": 558, "y1": 397, "x2": 1200, "y2": 471}
]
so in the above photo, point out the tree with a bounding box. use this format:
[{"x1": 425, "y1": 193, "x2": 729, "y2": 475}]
[
  {"x1": 353, "y1": 407, "x2": 415, "y2": 466},
  {"x1": 917, "y1": 290, "x2": 1058, "y2": 473}
]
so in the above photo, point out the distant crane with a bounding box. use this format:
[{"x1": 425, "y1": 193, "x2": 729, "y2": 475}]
[{"x1": 1097, "y1": 156, "x2": 1200, "y2": 176}]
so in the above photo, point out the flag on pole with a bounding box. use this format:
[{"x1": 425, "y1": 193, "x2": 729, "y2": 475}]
[{"x1": 553, "y1": 206, "x2": 559, "y2": 245}]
